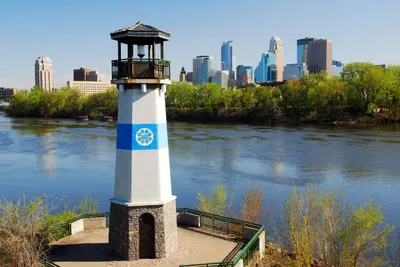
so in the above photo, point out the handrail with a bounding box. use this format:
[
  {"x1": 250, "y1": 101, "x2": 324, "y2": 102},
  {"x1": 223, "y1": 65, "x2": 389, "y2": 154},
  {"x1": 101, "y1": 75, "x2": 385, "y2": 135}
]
[
  {"x1": 177, "y1": 208, "x2": 264, "y2": 267},
  {"x1": 178, "y1": 208, "x2": 263, "y2": 230},
  {"x1": 111, "y1": 58, "x2": 171, "y2": 80},
  {"x1": 232, "y1": 226, "x2": 264, "y2": 265}
]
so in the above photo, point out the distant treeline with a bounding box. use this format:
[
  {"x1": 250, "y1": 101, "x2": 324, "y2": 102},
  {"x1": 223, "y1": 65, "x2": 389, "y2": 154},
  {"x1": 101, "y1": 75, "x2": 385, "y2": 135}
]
[
  {"x1": 5, "y1": 86, "x2": 118, "y2": 119},
  {"x1": 166, "y1": 62, "x2": 400, "y2": 123},
  {"x1": 5, "y1": 62, "x2": 400, "y2": 123}
]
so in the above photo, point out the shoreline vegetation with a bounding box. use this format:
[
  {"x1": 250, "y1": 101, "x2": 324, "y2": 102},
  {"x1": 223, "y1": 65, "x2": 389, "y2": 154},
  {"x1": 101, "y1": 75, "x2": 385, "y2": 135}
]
[
  {"x1": 198, "y1": 183, "x2": 397, "y2": 267},
  {"x1": 0, "y1": 193, "x2": 98, "y2": 266},
  {"x1": 0, "y1": 186, "x2": 396, "y2": 266},
  {"x1": 3, "y1": 62, "x2": 400, "y2": 125}
]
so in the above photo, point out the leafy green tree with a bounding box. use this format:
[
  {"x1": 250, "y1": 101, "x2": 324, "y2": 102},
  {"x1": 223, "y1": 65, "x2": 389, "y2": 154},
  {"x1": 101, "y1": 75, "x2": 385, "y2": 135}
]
[
  {"x1": 341, "y1": 63, "x2": 386, "y2": 112},
  {"x1": 166, "y1": 82, "x2": 194, "y2": 108},
  {"x1": 308, "y1": 76, "x2": 347, "y2": 120},
  {"x1": 58, "y1": 87, "x2": 84, "y2": 117},
  {"x1": 280, "y1": 81, "x2": 310, "y2": 118}
]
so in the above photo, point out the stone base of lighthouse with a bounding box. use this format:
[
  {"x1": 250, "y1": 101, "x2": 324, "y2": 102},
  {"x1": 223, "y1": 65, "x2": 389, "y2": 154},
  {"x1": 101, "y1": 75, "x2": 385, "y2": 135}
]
[{"x1": 108, "y1": 198, "x2": 178, "y2": 261}]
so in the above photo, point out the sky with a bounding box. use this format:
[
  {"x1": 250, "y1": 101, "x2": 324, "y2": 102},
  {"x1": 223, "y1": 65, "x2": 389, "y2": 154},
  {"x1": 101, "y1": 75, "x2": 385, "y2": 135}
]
[{"x1": 1, "y1": 0, "x2": 400, "y2": 89}]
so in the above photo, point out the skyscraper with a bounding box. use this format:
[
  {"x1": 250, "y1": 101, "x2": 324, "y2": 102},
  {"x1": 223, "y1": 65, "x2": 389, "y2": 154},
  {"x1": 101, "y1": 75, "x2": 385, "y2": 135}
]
[
  {"x1": 221, "y1": 41, "x2": 233, "y2": 72},
  {"x1": 236, "y1": 65, "x2": 253, "y2": 87},
  {"x1": 35, "y1": 56, "x2": 53, "y2": 91},
  {"x1": 187, "y1": 72, "x2": 193, "y2": 83},
  {"x1": 193, "y1": 56, "x2": 213, "y2": 84},
  {"x1": 210, "y1": 70, "x2": 229, "y2": 88},
  {"x1": 297, "y1": 38, "x2": 315, "y2": 65},
  {"x1": 307, "y1": 39, "x2": 333, "y2": 75},
  {"x1": 179, "y1": 67, "x2": 187, "y2": 82},
  {"x1": 74, "y1": 67, "x2": 91, "y2": 81},
  {"x1": 284, "y1": 63, "x2": 309, "y2": 80},
  {"x1": 268, "y1": 37, "x2": 284, "y2": 81},
  {"x1": 254, "y1": 52, "x2": 276, "y2": 83},
  {"x1": 198, "y1": 57, "x2": 213, "y2": 85}
]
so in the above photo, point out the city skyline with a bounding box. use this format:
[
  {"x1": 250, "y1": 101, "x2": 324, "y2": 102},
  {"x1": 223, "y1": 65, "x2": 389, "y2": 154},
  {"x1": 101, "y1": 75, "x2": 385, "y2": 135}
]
[{"x1": 1, "y1": 0, "x2": 399, "y2": 89}]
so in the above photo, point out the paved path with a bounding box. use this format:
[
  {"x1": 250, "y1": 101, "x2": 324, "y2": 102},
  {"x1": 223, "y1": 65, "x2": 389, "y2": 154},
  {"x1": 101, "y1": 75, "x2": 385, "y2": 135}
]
[{"x1": 49, "y1": 228, "x2": 237, "y2": 267}]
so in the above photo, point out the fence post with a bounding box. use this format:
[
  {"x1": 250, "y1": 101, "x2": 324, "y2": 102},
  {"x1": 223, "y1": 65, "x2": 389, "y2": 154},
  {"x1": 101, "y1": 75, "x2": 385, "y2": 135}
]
[
  {"x1": 212, "y1": 214, "x2": 215, "y2": 230},
  {"x1": 227, "y1": 218, "x2": 230, "y2": 234}
]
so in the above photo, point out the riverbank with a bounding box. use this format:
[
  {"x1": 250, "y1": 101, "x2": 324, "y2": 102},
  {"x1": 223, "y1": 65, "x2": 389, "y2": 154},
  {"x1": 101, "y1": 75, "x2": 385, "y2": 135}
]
[
  {"x1": 5, "y1": 64, "x2": 400, "y2": 123},
  {"x1": 166, "y1": 107, "x2": 399, "y2": 125},
  {"x1": 3, "y1": 108, "x2": 398, "y2": 128}
]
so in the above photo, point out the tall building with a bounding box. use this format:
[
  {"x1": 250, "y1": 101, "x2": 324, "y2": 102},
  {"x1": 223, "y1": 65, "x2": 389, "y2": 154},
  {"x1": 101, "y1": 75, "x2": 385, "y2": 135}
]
[
  {"x1": 193, "y1": 56, "x2": 213, "y2": 85},
  {"x1": 74, "y1": 68, "x2": 103, "y2": 81},
  {"x1": 187, "y1": 72, "x2": 193, "y2": 83},
  {"x1": 86, "y1": 70, "x2": 104, "y2": 81},
  {"x1": 35, "y1": 56, "x2": 53, "y2": 91},
  {"x1": 74, "y1": 68, "x2": 91, "y2": 81},
  {"x1": 67, "y1": 81, "x2": 114, "y2": 95},
  {"x1": 179, "y1": 67, "x2": 187, "y2": 82},
  {"x1": 236, "y1": 65, "x2": 253, "y2": 87},
  {"x1": 307, "y1": 39, "x2": 333, "y2": 75},
  {"x1": 297, "y1": 38, "x2": 315, "y2": 65},
  {"x1": 284, "y1": 63, "x2": 309, "y2": 80},
  {"x1": 254, "y1": 52, "x2": 276, "y2": 83},
  {"x1": 268, "y1": 37, "x2": 284, "y2": 81},
  {"x1": 221, "y1": 41, "x2": 233, "y2": 72},
  {"x1": 210, "y1": 70, "x2": 229, "y2": 89},
  {"x1": 193, "y1": 56, "x2": 213, "y2": 84},
  {"x1": 0, "y1": 87, "x2": 19, "y2": 101},
  {"x1": 332, "y1": 60, "x2": 344, "y2": 76}
]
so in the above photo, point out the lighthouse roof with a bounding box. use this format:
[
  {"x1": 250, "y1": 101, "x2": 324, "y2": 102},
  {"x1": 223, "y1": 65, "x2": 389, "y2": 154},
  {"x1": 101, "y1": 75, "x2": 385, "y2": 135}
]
[{"x1": 110, "y1": 23, "x2": 170, "y2": 45}]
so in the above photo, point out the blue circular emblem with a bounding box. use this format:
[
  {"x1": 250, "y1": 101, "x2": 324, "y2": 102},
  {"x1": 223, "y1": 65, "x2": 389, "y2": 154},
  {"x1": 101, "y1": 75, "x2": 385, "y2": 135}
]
[{"x1": 136, "y1": 128, "x2": 154, "y2": 146}]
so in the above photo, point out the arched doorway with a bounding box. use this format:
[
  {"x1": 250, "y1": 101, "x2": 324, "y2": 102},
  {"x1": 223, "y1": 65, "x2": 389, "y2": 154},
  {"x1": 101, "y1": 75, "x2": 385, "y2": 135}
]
[{"x1": 139, "y1": 213, "x2": 155, "y2": 258}]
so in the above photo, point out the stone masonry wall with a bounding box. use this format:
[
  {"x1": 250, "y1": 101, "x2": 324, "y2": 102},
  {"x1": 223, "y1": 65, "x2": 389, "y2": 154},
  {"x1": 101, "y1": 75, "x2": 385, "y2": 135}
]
[
  {"x1": 108, "y1": 200, "x2": 178, "y2": 261},
  {"x1": 109, "y1": 203, "x2": 130, "y2": 259},
  {"x1": 127, "y1": 204, "x2": 165, "y2": 260},
  {"x1": 163, "y1": 199, "x2": 178, "y2": 257}
]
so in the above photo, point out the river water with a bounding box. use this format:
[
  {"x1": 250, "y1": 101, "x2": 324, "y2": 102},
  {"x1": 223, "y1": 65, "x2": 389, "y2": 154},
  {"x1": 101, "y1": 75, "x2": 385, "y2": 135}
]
[{"x1": 0, "y1": 113, "x2": 399, "y2": 231}]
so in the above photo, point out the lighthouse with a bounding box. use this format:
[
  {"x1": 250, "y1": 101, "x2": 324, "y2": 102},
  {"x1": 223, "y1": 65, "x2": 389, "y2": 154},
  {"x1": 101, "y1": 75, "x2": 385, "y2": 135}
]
[{"x1": 108, "y1": 23, "x2": 177, "y2": 260}]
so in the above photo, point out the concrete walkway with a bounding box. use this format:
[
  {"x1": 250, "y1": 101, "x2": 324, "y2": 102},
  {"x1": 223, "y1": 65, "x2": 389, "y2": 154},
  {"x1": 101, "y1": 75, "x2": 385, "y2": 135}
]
[{"x1": 49, "y1": 227, "x2": 237, "y2": 267}]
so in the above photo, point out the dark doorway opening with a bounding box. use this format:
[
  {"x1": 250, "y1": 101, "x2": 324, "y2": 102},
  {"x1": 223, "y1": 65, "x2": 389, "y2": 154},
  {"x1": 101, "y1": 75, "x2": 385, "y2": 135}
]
[{"x1": 139, "y1": 213, "x2": 155, "y2": 258}]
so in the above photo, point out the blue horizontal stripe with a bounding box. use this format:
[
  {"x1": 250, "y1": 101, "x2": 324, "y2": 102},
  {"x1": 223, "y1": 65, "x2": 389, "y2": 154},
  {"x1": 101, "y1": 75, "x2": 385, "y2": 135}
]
[{"x1": 116, "y1": 123, "x2": 168, "y2": 151}]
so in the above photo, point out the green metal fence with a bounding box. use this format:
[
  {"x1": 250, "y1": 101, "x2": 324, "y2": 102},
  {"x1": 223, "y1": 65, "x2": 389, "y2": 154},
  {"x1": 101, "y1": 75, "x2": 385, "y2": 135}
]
[
  {"x1": 43, "y1": 209, "x2": 263, "y2": 267},
  {"x1": 177, "y1": 208, "x2": 264, "y2": 267},
  {"x1": 177, "y1": 208, "x2": 262, "y2": 236}
]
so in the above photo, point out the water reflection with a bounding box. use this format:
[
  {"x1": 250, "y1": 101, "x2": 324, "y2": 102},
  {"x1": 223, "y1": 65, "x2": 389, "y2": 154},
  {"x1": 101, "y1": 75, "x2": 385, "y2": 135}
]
[
  {"x1": 0, "y1": 114, "x2": 400, "y2": 238},
  {"x1": 40, "y1": 132, "x2": 57, "y2": 176}
]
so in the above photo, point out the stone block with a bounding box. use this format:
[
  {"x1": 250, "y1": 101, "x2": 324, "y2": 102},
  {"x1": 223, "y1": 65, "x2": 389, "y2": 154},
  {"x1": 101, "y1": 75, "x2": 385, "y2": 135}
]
[
  {"x1": 108, "y1": 199, "x2": 178, "y2": 261},
  {"x1": 177, "y1": 213, "x2": 200, "y2": 227}
]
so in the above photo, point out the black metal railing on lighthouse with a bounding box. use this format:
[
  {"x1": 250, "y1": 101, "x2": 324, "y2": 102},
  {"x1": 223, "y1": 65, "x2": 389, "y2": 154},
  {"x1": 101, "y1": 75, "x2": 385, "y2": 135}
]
[{"x1": 111, "y1": 58, "x2": 170, "y2": 80}]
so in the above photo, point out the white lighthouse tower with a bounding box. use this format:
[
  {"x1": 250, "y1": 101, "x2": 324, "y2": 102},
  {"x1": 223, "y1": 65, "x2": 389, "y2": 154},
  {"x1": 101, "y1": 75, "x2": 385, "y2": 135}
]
[{"x1": 108, "y1": 23, "x2": 177, "y2": 260}]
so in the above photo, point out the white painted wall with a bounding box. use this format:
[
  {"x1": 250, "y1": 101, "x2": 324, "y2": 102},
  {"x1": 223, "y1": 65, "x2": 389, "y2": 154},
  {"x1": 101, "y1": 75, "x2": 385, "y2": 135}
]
[
  {"x1": 259, "y1": 230, "x2": 266, "y2": 259},
  {"x1": 114, "y1": 149, "x2": 132, "y2": 202},
  {"x1": 114, "y1": 87, "x2": 173, "y2": 206},
  {"x1": 70, "y1": 219, "x2": 84, "y2": 235},
  {"x1": 131, "y1": 147, "x2": 172, "y2": 204},
  {"x1": 118, "y1": 88, "x2": 167, "y2": 124}
]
